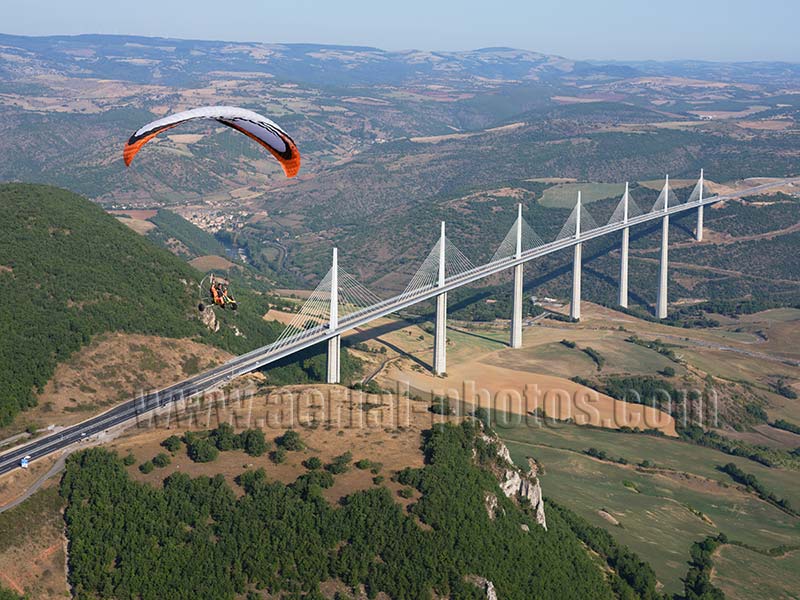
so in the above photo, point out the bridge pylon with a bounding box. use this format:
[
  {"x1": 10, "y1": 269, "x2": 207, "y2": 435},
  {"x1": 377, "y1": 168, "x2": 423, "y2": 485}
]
[
  {"x1": 327, "y1": 247, "x2": 341, "y2": 384},
  {"x1": 511, "y1": 204, "x2": 524, "y2": 348},
  {"x1": 434, "y1": 221, "x2": 448, "y2": 375},
  {"x1": 570, "y1": 192, "x2": 582, "y2": 321},
  {"x1": 696, "y1": 169, "x2": 704, "y2": 241},
  {"x1": 656, "y1": 176, "x2": 670, "y2": 319},
  {"x1": 619, "y1": 182, "x2": 630, "y2": 308}
]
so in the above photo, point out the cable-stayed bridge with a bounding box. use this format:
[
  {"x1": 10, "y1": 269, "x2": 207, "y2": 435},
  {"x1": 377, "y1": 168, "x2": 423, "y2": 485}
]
[{"x1": 0, "y1": 173, "x2": 797, "y2": 474}]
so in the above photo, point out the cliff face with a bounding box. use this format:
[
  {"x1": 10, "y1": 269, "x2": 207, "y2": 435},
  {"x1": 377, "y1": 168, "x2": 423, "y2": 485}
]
[
  {"x1": 200, "y1": 306, "x2": 219, "y2": 332},
  {"x1": 481, "y1": 431, "x2": 547, "y2": 530}
]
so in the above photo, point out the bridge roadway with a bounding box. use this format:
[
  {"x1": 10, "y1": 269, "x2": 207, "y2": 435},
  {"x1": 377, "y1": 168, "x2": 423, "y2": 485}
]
[{"x1": 1, "y1": 177, "x2": 796, "y2": 475}]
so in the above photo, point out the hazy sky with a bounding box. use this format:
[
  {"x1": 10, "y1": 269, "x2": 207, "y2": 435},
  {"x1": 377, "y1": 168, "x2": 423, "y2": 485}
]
[{"x1": 4, "y1": 0, "x2": 799, "y2": 62}]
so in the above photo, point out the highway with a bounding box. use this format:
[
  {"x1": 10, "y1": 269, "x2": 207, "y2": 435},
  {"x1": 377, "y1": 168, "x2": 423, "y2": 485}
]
[{"x1": 0, "y1": 177, "x2": 796, "y2": 476}]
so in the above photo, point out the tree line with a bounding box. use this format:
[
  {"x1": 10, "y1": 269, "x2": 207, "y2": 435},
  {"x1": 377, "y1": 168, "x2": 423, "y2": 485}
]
[{"x1": 61, "y1": 421, "x2": 626, "y2": 599}]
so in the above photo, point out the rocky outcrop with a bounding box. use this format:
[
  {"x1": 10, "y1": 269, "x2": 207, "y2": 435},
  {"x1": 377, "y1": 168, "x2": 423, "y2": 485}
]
[
  {"x1": 484, "y1": 492, "x2": 499, "y2": 520},
  {"x1": 470, "y1": 576, "x2": 498, "y2": 600},
  {"x1": 481, "y1": 431, "x2": 547, "y2": 530},
  {"x1": 200, "y1": 306, "x2": 219, "y2": 332},
  {"x1": 498, "y1": 467, "x2": 547, "y2": 530}
]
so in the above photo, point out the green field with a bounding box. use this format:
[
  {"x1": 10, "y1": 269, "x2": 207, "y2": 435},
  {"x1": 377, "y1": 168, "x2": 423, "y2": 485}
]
[
  {"x1": 712, "y1": 544, "x2": 800, "y2": 600},
  {"x1": 495, "y1": 422, "x2": 800, "y2": 595},
  {"x1": 539, "y1": 182, "x2": 625, "y2": 208},
  {"x1": 499, "y1": 421, "x2": 800, "y2": 507},
  {"x1": 487, "y1": 333, "x2": 684, "y2": 379}
]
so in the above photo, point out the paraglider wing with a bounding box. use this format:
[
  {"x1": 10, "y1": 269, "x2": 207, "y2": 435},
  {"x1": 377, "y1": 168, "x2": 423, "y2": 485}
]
[{"x1": 123, "y1": 106, "x2": 301, "y2": 177}]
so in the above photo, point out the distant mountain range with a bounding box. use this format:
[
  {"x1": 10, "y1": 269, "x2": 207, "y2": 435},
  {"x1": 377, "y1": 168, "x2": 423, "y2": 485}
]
[
  {"x1": 1, "y1": 33, "x2": 797, "y2": 88},
  {"x1": 0, "y1": 33, "x2": 614, "y2": 86}
]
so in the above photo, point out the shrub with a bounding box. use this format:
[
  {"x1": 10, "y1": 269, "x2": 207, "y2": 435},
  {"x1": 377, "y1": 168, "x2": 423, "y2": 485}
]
[
  {"x1": 161, "y1": 435, "x2": 182, "y2": 453},
  {"x1": 355, "y1": 459, "x2": 372, "y2": 470},
  {"x1": 210, "y1": 422, "x2": 239, "y2": 451},
  {"x1": 152, "y1": 453, "x2": 171, "y2": 468},
  {"x1": 270, "y1": 447, "x2": 287, "y2": 464},
  {"x1": 276, "y1": 429, "x2": 304, "y2": 451},
  {"x1": 582, "y1": 347, "x2": 605, "y2": 371},
  {"x1": 326, "y1": 451, "x2": 352, "y2": 474},
  {"x1": 430, "y1": 397, "x2": 453, "y2": 415},
  {"x1": 398, "y1": 487, "x2": 414, "y2": 499},
  {"x1": 772, "y1": 419, "x2": 800, "y2": 435},
  {"x1": 293, "y1": 469, "x2": 334, "y2": 493},
  {"x1": 138, "y1": 461, "x2": 154, "y2": 474},
  {"x1": 303, "y1": 456, "x2": 322, "y2": 470},
  {"x1": 122, "y1": 453, "x2": 136, "y2": 467},
  {"x1": 184, "y1": 433, "x2": 219, "y2": 463},
  {"x1": 240, "y1": 429, "x2": 268, "y2": 457}
]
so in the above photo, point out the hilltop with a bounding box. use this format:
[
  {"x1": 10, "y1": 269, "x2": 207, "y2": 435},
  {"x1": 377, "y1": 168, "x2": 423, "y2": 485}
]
[
  {"x1": 0, "y1": 183, "x2": 281, "y2": 428},
  {"x1": 0, "y1": 412, "x2": 664, "y2": 599}
]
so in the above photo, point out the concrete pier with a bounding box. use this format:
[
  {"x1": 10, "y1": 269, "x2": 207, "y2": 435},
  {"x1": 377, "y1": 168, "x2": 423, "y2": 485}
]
[
  {"x1": 570, "y1": 192, "x2": 582, "y2": 321},
  {"x1": 656, "y1": 178, "x2": 670, "y2": 319},
  {"x1": 510, "y1": 204, "x2": 524, "y2": 348},
  {"x1": 434, "y1": 292, "x2": 448, "y2": 375},
  {"x1": 511, "y1": 265, "x2": 523, "y2": 347},
  {"x1": 434, "y1": 222, "x2": 448, "y2": 375},
  {"x1": 327, "y1": 248, "x2": 340, "y2": 384},
  {"x1": 619, "y1": 182, "x2": 630, "y2": 308},
  {"x1": 327, "y1": 336, "x2": 341, "y2": 384},
  {"x1": 696, "y1": 169, "x2": 704, "y2": 242}
]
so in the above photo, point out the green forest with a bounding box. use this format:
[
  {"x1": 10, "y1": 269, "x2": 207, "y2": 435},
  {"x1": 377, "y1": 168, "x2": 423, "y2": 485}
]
[
  {"x1": 0, "y1": 184, "x2": 283, "y2": 426},
  {"x1": 59, "y1": 421, "x2": 655, "y2": 599}
]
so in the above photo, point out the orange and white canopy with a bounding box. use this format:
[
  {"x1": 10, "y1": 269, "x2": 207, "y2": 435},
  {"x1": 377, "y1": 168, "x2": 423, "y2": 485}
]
[{"x1": 123, "y1": 106, "x2": 301, "y2": 178}]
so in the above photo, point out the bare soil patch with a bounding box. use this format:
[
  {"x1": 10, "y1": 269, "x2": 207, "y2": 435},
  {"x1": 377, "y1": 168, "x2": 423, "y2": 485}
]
[
  {"x1": 598, "y1": 509, "x2": 620, "y2": 525},
  {"x1": 167, "y1": 133, "x2": 205, "y2": 144},
  {"x1": 107, "y1": 384, "x2": 458, "y2": 505},
  {"x1": 264, "y1": 308, "x2": 300, "y2": 325},
  {"x1": 0, "y1": 485, "x2": 68, "y2": 600},
  {"x1": 390, "y1": 361, "x2": 676, "y2": 435},
  {"x1": 0, "y1": 454, "x2": 60, "y2": 507},
  {"x1": 410, "y1": 122, "x2": 524, "y2": 143},
  {"x1": 15, "y1": 333, "x2": 232, "y2": 433},
  {"x1": 116, "y1": 216, "x2": 156, "y2": 235},
  {"x1": 736, "y1": 119, "x2": 794, "y2": 131},
  {"x1": 189, "y1": 254, "x2": 235, "y2": 271},
  {"x1": 688, "y1": 106, "x2": 769, "y2": 119},
  {"x1": 108, "y1": 209, "x2": 158, "y2": 220}
]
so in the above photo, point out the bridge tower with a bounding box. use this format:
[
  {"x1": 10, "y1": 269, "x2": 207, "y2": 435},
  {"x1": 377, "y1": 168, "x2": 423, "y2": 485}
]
[
  {"x1": 327, "y1": 247, "x2": 341, "y2": 384},
  {"x1": 510, "y1": 204, "x2": 524, "y2": 348},
  {"x1": 696, "y1": 168, "x2": 704, "y2": 241},
  {"x1": 656, "y1": 176, "x2": 670, "y2": 319},
  {"x1": 434, "y1": 221, "x2": 448, "y2": 375},
  {"x1": 570, "y1": 192, "x2": 582, "y2": 321},
  {"x1": 619, "y1": 182, "x2": 630, "y2": 308}
]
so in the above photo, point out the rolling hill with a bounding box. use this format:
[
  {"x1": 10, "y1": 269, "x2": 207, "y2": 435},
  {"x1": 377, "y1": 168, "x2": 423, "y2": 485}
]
[
  {"x1": 0, "y1": 33, "x2": 797, "y2": 209},
  {"x1": 0, "y1": 183, "x2": 281, "y2": 426}
]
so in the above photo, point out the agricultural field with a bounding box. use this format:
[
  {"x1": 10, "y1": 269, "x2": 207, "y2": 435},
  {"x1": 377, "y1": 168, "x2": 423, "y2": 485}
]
[
  {"x1": 499, "y1": 426, "x2": 800, "y2": 596},
  {"x1": 484, "y1": 325, "x2": 685, "y2": 379},
  {"x1": 539, "y1": 182, "x2": 625, "y2": 208},
  {"x1": 712, "y1": 544, "x2": 800, "y2": 600}
]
